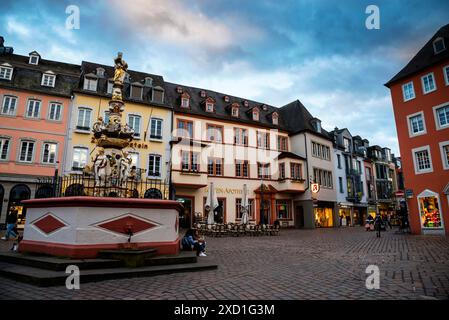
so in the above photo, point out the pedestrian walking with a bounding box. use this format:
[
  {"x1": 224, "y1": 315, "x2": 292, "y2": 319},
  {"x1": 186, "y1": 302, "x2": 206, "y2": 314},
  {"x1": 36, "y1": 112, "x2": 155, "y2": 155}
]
[
  {"x1": 374, "y1": 214, "x2": 383, "y2": 238},
  {"x1": 1, "y1": 209, "x2": 18, "y2": 241}
]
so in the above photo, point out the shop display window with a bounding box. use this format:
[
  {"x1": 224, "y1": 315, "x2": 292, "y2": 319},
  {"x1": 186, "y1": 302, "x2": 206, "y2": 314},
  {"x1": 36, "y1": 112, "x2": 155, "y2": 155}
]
[
  {"x1": 315, "y1": 207, "x2": 333, "y2": 227},
  {"x1": 419, "y1": 195, "x2": 443, "y2": 228}
]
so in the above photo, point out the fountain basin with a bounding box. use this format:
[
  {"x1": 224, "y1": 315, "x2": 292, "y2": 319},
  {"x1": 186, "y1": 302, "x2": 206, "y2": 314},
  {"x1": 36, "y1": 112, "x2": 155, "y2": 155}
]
[{"x1": 19, "y1": 197, "x2": 182, "y2": 259}]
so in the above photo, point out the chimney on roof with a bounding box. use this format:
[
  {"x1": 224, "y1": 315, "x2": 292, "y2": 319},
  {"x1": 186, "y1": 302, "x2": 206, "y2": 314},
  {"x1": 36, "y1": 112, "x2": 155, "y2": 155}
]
[{"x1": 0, "y1": 36, "x2": 14, "y2": 55}]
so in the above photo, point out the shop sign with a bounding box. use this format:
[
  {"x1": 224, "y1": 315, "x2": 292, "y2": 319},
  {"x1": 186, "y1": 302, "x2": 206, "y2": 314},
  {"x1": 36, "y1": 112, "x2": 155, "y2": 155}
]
[
  {"x1": 405, "y1": 189, "x2": 413, "y2": 198},
  {"x1": 311, "y1": 183, "x2": 320, "y2": 193},
  {"x1": 395, "y1": 190, "x2": 405, "y2": 197}
]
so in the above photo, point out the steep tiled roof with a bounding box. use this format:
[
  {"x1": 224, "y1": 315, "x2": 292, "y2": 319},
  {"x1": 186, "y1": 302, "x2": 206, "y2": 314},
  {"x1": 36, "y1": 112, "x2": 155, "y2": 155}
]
[
  {"x1": 277, "y1": 100, "x2": 332, "y2": 140},
  {"x1": 76, "y1": 61, "x2": 170, "y2": 109},
  {"x1": 0, "y1": 53, "x2": 80, "y2": 97},
  {"x1": 165, "y1": 82, "x2": 283, "y2": 129},
  {"x1": 385, "y1": 23, "x2": 449, "y2": 87}
]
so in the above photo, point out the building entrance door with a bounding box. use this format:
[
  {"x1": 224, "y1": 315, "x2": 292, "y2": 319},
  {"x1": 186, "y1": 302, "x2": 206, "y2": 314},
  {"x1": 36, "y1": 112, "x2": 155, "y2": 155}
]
[
  {"x1": 261, "y1": 200, "x2": 270, "y2": 224},
  {"x1": 295, "y1": 206, "x2": 305, "y2": 228},
  {"x1": 176, "y1": 197, "x2": 193, "y2": 229}
]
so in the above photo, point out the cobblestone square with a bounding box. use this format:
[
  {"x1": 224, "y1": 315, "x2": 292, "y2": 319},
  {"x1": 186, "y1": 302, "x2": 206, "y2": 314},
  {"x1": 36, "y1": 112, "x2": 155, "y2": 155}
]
[{"x1": 1, "y1": 227, "x2": 448, "y2": 300}]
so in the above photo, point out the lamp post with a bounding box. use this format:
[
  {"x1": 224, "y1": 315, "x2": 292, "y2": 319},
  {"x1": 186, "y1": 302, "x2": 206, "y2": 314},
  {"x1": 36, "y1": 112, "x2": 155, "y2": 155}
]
[
  {"x1": 260, "y1": 176, "x2": 264, "y2": 225},
  {"x1": 53, "y1": 161, "x2": 60, "y2": 197}
]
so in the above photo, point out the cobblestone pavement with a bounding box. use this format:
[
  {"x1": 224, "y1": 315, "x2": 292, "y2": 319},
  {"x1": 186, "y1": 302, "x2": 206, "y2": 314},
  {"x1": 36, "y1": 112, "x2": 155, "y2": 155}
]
[{"x1": 0, "y1": 227, "x2": 448, "y2": 300}]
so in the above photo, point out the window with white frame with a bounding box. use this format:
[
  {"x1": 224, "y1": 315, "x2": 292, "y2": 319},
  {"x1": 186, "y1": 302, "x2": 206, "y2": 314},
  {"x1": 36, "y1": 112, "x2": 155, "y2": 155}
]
[
  {"x1": 257, "y1": 131, "x2": 270, "y2": 149},
  {"x1": 444, "y1": 66, "x2": 449, "y2": 86},
  {"x1": 29, "y1": 55, "x2": 39, "y2": 65},
  {"x1": 150, "y1": 118, "x2": 163, "y2": 140},
  {"x1": 19, "y1": 140, "x2": 35, "y2": 163},
  {"x1": 104, "y1": 111, "x2": 110, "y2": 124},
  {"x1": 421, "y1": 73, "x2": 436, "y2": 94},
  {"x1": 402, "y1": 82, "x2": 415, "y2": 101},
  {"x1": 0, "y1": 66, "x2": 13, "y2": 80},
  {"x1": 181, "y1": 97, "x2": 189, "y2": 108},
  {"x1": 42, "y1": 142, "x2": 57, "y2": 164},
  {"x1": 129, "y1": 152, "x2": 139, "y2": 168},
  {"x1": 41, "y1": 73, "x2": 56, "y2": 87},
  {"x1": 26, "y1": 99, "x2": 41, "y2": 118},
  {"x1": 77, "y1": 108, "x2": 91, "y2": 131},
  {"x1": 232, "y1": 107, "x2": 239, "y2": 117},
  {"x1": 205, "y1": 102, "x2": 214, "y2": 112},
  {"x1": 1, "y1": 95, "x2": 17, "y2": 115},
  {"x1": 252, "y1": 109, "x2": 259, "y2": 121},
  {"x1": 433, "y1": 37, "x2": 445, "y2": 54},
  {"x1": 148, "y1": 154, "x2": 162, "y2": 177},
  {"x1": 439, "y1": 141, "x2": 449, "y2": 170},
  {"x1": 128, "y1": 114, "x2": 141, "y2": 138},
  {"x1": 413, "y1": 146, "x2": 433, "y2": 174},
  {"x1": 107, "y1": 81, "x2": 114, "y2": 94},
  {"x1": 48, "y1": 102, "x2": 62, "y2": 121},
  {"x1": 408, "y1": 112, "x2": 426, "y2": 136},
  {"x1": 83, "y1": 77, "x2": 97, "y2": 91},
  {"x1": 435, "y1": 104, "x2": 449, "y2": 129},
  {"x1": 72, "y1": 147, "x2": 88, "y2": 170},
  {"x1": 0, "y1": 137, "x2": 10, "y2": 160}
]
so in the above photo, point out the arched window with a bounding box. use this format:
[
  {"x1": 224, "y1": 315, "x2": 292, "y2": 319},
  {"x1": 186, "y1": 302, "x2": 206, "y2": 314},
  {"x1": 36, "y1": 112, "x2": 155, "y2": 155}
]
[
  {"x1": 64, "y1": 184, "x2": 85, "y2": 197},
  {"x1": 9, "y1": 184, "x2": 31, "y2": 202},
  {"x1": 35, "y1": 185, "x2": 54, "y2": 199},
  {"x1": 144, "y1": 188, "x2": 163, "y2": 199}
]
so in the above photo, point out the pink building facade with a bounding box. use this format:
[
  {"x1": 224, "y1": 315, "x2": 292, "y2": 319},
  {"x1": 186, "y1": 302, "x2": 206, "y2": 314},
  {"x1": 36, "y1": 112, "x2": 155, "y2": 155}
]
[{"x1": 0, "y1": 50, "x2": 79, "y2": 226}]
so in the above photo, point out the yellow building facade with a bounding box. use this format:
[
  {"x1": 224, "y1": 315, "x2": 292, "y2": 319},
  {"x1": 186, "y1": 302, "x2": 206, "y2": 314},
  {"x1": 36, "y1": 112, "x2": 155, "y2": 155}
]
[{"x1": 63, "y1": 62, "x2": 172, "y2": 198}]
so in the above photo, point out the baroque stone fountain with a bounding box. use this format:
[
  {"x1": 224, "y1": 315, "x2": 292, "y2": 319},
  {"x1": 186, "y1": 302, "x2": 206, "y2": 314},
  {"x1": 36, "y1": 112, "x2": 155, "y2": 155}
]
[{"x1": 19, "y1": 53, "x2": 182, "y2": 259}]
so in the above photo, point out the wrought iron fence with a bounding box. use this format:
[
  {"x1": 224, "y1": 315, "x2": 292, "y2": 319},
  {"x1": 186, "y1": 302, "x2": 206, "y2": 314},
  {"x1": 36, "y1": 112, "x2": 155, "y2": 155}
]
[{"x1": 35, "y1": 174, "x2": 171, "y2": 200}]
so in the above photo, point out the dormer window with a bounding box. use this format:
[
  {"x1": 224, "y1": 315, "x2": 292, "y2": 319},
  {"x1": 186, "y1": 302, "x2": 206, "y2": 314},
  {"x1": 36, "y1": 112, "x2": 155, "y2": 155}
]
[
  {"x1": 96, "y1": 67, "x2": 105, "y2": 77},
  {"x1": 252, "y1": 108, "x2": 259, "y2": 121},
  {"x1": 144, "y1": 77, "x2": 153, "y2": 87},
  {"x1": 243, "y1": 100, "x2": 249, "y2": 107},
  {"x1": 224, "y1": 96, "x2": 230, "y2": 103},
  {"x1": 28, "y1": 51, "x2": 40, "y2": 65},
  {"x1": 181, "y1": 92, "x2": 190, "y2": 108},
  {"x1": 0, "y1": 63, "x2": 13, "y2": 80},
  {"x1": 176, "y1": 86, "x2": 183, "y2": 94},
  {"x1": 311, "y1": 118, "x2": 322, "y2": 133},
  {"x1": 107, "y1": 80, "x2": 114, "y2": 94},
  {"x1": 83, "y1": 74, "x2": 98, "y2": 91},
  {"x1": 124, "y1": 72, "x2": 130, "y2": 83},
  {"x1": 41, "y1": 71, "x2": 56, "y2": 87},
  {"x1": 130, "y1": 83, "x2": 143, "y2": 100},
  {"x1": 204, "y1": 97, "x2": 215, "y2": 113},
  {"x1": 272, "y1": 112, "x2": 279, "y2": 125},
  {"x1": 433, "y1": 37, "x2": 446, "y2": 54},
  {"x1": 206, "y1": 102, "x2": 214, "y2": 112},
  {"x1": 152, "y1": 86, "x2": 164, "y2": 103},
  {"x1": 200, "y1": 90, "x2": 206, "y2": 98}
]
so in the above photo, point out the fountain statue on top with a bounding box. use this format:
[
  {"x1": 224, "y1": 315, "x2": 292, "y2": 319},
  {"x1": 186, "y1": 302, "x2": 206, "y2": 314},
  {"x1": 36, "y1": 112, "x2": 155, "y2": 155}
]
[{"x1": 90, "y1": 52, "x2": 135, "y2": 196}]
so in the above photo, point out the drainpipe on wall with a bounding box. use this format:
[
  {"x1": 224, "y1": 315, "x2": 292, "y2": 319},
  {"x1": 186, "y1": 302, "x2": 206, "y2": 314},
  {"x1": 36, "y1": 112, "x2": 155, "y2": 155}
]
[
  {"x1": 304, "y1": 133, "x2": 309, "y2": 192},
  {"x1": 62, "y1": 94, "x2": 75, "y2": 176}
]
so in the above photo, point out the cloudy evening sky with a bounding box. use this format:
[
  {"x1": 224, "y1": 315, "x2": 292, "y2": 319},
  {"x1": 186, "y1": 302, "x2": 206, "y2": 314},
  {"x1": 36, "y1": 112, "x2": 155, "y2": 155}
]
[{"x1": 2, "y1": 0, "x2": 449, "y2": 156}]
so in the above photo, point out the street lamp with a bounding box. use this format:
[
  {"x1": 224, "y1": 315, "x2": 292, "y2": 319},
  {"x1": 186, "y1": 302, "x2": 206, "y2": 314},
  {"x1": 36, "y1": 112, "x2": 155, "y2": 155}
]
[{"x1": 260, "y1": 174, "x2": 264, "y2": 225}]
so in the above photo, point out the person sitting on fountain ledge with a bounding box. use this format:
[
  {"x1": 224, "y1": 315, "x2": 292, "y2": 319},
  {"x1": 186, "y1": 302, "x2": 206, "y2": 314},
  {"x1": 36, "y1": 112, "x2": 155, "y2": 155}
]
[{"x1": 181, "y1": 229, "x2": 207, "y2": 257}]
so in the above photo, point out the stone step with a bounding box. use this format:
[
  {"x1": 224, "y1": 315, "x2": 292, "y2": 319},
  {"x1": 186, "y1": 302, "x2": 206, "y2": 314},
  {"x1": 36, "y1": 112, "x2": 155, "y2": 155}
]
[
  {"x1": 0, "y1": 252, "x2": 121, "y2": 271},
  {"x1": 0, "y1": 258, "x2": 217, "y2": 287},
  {"x1": 145, "y1": 251, "x2": 197, "y2": 266},
  {"x1": 98, "y1": 248, "x2": 158, "y2": 267}
]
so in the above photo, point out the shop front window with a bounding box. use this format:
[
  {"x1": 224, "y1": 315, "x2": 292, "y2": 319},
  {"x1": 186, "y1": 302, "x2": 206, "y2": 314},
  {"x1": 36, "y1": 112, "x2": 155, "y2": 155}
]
[
  {"x1": 276, "y1": 200, "x2": 290, "y2": 219},
  {"x1": 315, "y1": 207, "x2": 334, "y2": 227},
  {"x1": 418, "y1": 192, "x2": 443, "y2": 229}
]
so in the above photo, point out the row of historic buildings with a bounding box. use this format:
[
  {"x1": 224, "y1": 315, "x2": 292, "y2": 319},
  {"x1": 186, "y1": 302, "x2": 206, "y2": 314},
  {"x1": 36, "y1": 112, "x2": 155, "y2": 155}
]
[{"x1": 0, "y1": 38, "x2": 404, "y2": 231}]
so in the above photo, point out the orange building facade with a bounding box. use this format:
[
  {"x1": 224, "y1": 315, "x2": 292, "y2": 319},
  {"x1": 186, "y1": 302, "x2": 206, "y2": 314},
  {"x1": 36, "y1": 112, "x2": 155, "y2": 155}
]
[
  {"x1": 0, "y1": 51, "x2": 79, "y2": 226},
  {"x1": 386, "y1": 25, "x2": 449, "y2": 235}
]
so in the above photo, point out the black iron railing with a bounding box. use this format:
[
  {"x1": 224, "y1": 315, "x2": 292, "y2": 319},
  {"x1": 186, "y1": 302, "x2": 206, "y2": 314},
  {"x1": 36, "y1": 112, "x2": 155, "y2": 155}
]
[{"x1": 35, "y1": 174, "x2": 171, "y2": 200}]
